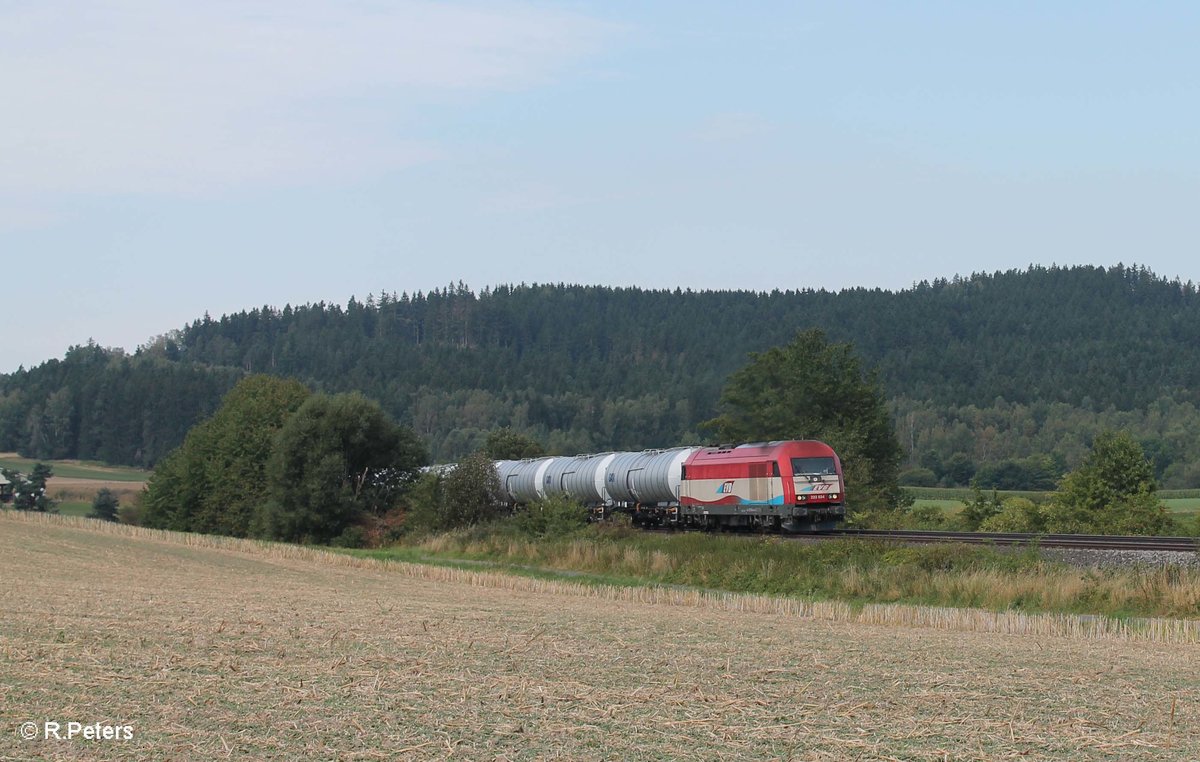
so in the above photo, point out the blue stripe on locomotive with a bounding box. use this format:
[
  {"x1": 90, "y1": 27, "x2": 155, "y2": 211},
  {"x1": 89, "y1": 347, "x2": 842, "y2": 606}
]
[{"x1": 734, "y1": 495, "x2": 787, "y2": 506}]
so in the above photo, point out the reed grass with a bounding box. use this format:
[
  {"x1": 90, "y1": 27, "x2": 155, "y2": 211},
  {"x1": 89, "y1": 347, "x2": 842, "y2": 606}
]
[{"x1": 398, "y1": 523, "x2": 1200, "y2": 621}]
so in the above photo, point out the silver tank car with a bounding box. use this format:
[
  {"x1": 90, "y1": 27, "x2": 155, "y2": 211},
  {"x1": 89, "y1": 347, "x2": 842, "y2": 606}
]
[
  {"x1": 541, "y1": 452, "x2": 618, "y2": 503},
  {"x1": 604, "y1": 447, "x2": 699, "y2": 505},
  {"x1": 506, "y1": 456, "x2": 558, "y2": 503},
  {"x1": 494, "y1": 460, "x2": 522, "y2": 502}
]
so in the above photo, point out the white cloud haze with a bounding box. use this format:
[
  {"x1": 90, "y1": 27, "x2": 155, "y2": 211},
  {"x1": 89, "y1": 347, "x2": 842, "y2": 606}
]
[
  {"x1": 1, "y1": 2, "x2": 1197, "y2": 373},
  {"x1": 0, "y1": 1, "x2": 613, "y2": 195}
]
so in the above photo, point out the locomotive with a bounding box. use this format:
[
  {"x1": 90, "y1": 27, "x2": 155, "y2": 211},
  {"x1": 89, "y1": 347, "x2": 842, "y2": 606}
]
[{"x1": 494, "y1": 440, "x2": 845, "y2": 532}]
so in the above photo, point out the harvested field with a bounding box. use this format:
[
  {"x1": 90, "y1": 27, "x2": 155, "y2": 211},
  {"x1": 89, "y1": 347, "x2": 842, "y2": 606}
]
[{"x1": 1, "y1": 513, "x2": 1197, "y2": 760}]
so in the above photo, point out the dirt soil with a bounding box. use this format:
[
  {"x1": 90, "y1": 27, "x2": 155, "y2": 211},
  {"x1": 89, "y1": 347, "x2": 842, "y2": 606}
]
[{"x1": 0, "y1": 516, "x2": 1196, "y2": 760}]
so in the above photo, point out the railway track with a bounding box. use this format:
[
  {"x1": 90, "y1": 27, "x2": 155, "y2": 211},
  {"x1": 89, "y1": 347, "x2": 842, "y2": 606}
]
[{"x1": 820, "y1": 529, "x2": 1200, "y2": 552}]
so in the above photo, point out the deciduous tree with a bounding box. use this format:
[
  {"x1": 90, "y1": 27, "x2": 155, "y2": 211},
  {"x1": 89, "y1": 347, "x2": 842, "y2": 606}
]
[
  {"x1": 705, "y1": 329, "x2": 903, "y2": 515},
  {"x1": 483, "y1": 427, "x2": 545, "y2": 460},
  {"x1": 1043, "y1": 430, "x2": 1171, "y2": 535},
  {"x1": 439, "y1": 451, "x2": 505, "y2": 528},
  {"x1": 142, "y1": 375, "x2": 311, "y2": 534},
  {"x1": 257, "y1": 393, "x2": 428, "y2": 543}
]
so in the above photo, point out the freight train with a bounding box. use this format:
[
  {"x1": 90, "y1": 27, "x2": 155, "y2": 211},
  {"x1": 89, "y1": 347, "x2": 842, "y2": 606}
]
[{"x1": 494, "y1": 440, "x2": 845, "y2": 532}]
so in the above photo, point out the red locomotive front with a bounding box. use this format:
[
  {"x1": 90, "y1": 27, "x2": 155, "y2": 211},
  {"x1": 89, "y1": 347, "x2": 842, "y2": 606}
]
[{"x1": 678, "y1": 440, "x2": 845, "y2": 531}]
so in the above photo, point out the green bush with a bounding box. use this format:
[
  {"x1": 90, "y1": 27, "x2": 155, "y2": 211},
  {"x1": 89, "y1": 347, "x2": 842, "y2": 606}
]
[
  {"x1": 400, "y1": 472, "x2": 444, "y2": 535},
  {"x1": 1041, "y1": 431, "x2": 1172, "y2": 535},
  {"x1": 957, "y1": 487, "x2": 1003, "y2": 530},
  {"x1": 511, "y1": 495, "x2": 588, "y2": 538},
  {"x1": 898, "y1": 468, "x2": 938, "y2": 487},
  {"x1": 979, "y1": 498, "x2": 1045, "y2": 533},
  {"x1": 400, "y1": 454, "x2": 506, "y2": 535},
  {"x1": 331, "y1": 525, "x2": 367, "y2": 548},
  {"x1": 901, "y1": 503, "x2": 950, "y2": 529}
]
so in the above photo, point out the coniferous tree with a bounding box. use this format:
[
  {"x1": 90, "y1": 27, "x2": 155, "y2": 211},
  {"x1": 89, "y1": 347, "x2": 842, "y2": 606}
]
[
  {"x1": 6, "y1": 265, "x2": 1200, "y2": 484},
  {"x1": 89, "y1": 488, "x2": 120, "y2": 522},
  {"x1": 13, "y1": 463, "x2": 54, "y2": 512}
]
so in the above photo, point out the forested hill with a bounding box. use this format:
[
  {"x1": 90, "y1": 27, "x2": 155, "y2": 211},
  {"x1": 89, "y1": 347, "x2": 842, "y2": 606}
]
[{"x1": 5, "y1": 264, "x2": 1200, "y2": 484}]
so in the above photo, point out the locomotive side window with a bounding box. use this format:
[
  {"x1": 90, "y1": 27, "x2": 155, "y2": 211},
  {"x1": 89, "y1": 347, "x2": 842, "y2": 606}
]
[{"x1": 791, "y1": 457, "x2": 836, "y2": 475}]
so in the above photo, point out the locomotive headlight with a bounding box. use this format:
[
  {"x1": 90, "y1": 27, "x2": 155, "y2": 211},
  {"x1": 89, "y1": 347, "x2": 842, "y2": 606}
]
[{"x1": 831, "y1": 494, "x2": 839, "y2": 499}]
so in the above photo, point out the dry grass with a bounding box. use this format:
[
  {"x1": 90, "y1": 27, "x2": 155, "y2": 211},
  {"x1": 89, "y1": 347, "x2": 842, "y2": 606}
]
[
  {"x1": 48, "y1": 481, "x2": 144, "y2": 505},
  {"x1": 419, "y1": 529, "x2": 1200, "y2": 620},
  {"x1": 1, "y1": 511, "x2": 1198, "y2": 760}
]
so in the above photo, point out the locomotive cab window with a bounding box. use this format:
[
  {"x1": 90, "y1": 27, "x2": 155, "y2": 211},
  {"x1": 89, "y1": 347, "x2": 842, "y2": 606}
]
[{"x1": 791, "y1": 457, "x2": 836, "y2": 476}]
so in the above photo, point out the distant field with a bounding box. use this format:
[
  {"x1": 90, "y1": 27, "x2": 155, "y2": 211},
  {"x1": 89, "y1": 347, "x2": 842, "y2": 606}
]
[
  {"x1": 911, "y1": 498, "x2": 964, "y2": 513},
  {"x1": 905, "y1": 487, "x2": 1052, "y2": 502},
  {"x1": 909, "y1": 487, "x2": 1200, "y2": 520},
  {"x1": 0, "y1": 453, "x2": 148, "y2": 482},
  {"x1": 1167, "y1": 498, "x2": 1200, "y2": 516},
  {"x1": 1, "y1": 512, "x2": 1197, "y2": 760},
  {"x1": 0, "y1": 453, "x2": 146, "y2": 510},
  {"x1": 53, "y1": 501, "x2": 92, "y2": 517},
  {"x1": 907, "y1": 486, "x2": 1200, "y2": 500}
]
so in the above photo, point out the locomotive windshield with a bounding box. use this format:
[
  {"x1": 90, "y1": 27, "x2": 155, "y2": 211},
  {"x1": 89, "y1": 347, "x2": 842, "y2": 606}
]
[{"x1": 791, "y1": 457, "x2": 836, "y2": 476}]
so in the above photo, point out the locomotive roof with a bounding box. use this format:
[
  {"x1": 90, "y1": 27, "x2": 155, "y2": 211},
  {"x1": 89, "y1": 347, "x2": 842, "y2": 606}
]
[{"x1": 693, "y1": 440, "x2": 836, "y2": 459}]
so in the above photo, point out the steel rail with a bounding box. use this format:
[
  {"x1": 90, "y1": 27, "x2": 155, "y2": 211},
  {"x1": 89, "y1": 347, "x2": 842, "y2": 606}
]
[{"x1": 820, "y1": 529, "x2": 1199, "y2": 552}]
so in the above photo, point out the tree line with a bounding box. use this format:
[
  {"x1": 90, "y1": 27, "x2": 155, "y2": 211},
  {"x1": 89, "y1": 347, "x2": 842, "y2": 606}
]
[
  {"x1": 4, "y1": 265, "x2": 1200, "y2": 485},
  {"x1": 10, "y1": 330, "x2": 1180, "y2": 543}
]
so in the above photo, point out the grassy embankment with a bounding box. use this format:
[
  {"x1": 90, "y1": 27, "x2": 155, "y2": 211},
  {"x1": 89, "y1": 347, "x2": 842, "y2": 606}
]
[
  {"x1": 351, "y1": 520, "x2": 1200, "y2": 621},
  {"x1": 0, "y1": 453, "x2": 147, "y2": 516}
]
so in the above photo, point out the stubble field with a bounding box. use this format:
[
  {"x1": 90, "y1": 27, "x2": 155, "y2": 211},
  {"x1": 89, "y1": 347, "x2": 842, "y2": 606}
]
[{"x1": 0, "y1": 512, "x2": 1196, "y2": 760}]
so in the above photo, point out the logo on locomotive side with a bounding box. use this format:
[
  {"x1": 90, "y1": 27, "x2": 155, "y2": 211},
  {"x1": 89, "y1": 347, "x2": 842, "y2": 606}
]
[
  {"x1": 716, "y1": 480, "x2": 735, "y2": 494},
  {"x1": 797, "y1": 483, "x2": 833, "y2": 493}
]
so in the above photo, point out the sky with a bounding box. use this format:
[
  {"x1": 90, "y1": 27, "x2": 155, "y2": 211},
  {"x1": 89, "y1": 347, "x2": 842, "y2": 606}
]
[{"x1": 2, "y1": 1, "x2": 1197, "y2": 373}]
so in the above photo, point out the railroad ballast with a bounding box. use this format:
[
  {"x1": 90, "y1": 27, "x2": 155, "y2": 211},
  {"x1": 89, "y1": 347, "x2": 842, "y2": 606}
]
[{"x1": 495, "y1": 440, "x2": 845, "y2": 532}]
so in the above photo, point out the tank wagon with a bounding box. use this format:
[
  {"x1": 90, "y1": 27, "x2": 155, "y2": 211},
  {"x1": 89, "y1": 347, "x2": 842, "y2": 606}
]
[{"x1": 494, "y1": 440, "x2": 845, "y2": 532}]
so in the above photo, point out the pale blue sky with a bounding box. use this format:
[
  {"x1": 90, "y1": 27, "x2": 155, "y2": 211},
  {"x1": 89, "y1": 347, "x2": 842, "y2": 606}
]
[{"x1": 3, "y1": 2, "x2": 1197, "y2": 372}]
